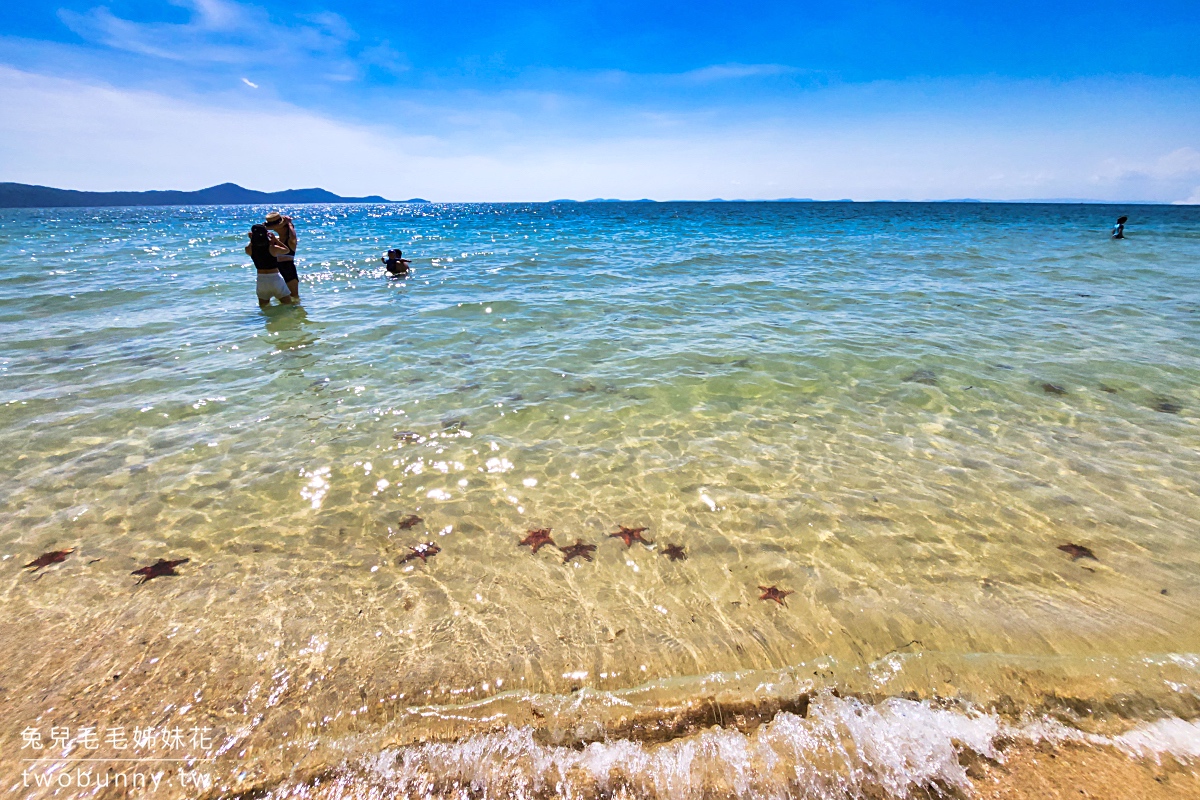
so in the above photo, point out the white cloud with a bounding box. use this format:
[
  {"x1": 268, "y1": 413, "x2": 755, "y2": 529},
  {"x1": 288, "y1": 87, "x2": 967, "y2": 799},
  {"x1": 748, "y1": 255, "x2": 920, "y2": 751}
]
[
  {"x1": 677, "y1": 63, "x2": 801, "y2": 82},
  {"x1": 1155, "y1": 147, "x2": 1200, "y2": 177},
  {"x1": 241, "y1": 77, "x2": 258, "y2": 88},
  {"x1": 0, "y1": 65, "x2": 434, "y2": 195},
  {"x1": 1, "y1": 64, "x2": 1198, "y2": 202},
  {"x1": 1096, "y1": 147, "x2": 1200, "y2": 181},
  {"x1": 1092, "y1": 147, "x2": 1200, "y2": 204},
  {"x1": 58, "y1": 0, "x2": 358, "y2": 70}
]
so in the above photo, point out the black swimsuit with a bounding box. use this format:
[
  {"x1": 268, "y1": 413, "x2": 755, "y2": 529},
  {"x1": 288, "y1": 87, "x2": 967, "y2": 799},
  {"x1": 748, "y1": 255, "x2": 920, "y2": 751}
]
[
  {"x1": 276, "y1": 227, "x2": 298, "y2": 283},
  {"x1": 250, "y1": 244, "x2": 278, "y2": 271}
]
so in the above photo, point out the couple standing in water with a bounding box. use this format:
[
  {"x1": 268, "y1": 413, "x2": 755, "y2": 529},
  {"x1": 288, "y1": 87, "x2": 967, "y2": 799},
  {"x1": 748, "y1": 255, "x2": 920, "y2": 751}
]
[
  {"x1": 247, "y1": 212, "x2": 410, "y2": 306},
  {"x1": 247, "y1": 211, "x2": 300, "y2": 307}
]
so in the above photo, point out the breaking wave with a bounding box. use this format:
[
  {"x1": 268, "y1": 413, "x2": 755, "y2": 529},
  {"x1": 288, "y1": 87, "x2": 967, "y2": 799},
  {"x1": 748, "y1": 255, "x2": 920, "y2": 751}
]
[{"x1": 258, "y1": 692, "x2": 1200, "y2": 799}]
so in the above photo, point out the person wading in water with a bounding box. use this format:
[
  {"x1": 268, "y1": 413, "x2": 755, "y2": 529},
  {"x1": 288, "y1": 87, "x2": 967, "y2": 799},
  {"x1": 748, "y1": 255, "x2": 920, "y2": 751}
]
[
  {"x1": 245, "y1": 224, "x2": 294, "y2": 307},
  {"x1": 382, "y1": 249, "x2": 411, "y2": 276},
  {"x1": 264, "y1": 211, "x2": 301, "y2": 301},
  {"x1": 1112, "y1": 215, "x2": 1128, "y2": 239}
]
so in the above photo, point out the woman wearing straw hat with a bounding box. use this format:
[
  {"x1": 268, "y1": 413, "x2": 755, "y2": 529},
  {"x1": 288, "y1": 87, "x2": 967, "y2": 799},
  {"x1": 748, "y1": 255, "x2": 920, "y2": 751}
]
[{"x1": 264, "y1": 211, "x2": 300, "y2": 301}]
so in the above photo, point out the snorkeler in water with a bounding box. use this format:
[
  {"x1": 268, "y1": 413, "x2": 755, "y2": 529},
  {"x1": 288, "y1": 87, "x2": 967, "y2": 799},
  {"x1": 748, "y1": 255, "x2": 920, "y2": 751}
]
[
  {"x1": 1112, "y1": 215, "x2": 1128, "y2": 239},
  {"x1": 383, "y1": 249, "x2": 412, "y2": 275}
]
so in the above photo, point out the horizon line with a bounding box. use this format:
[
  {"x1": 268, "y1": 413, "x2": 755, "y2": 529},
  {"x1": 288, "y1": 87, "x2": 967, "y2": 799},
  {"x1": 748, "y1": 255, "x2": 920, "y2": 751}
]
[
  {"x1": 1, "y1": 182, "x2": 1192, "y2": 208},
  {"x1": 0, "y1": 199, "x2": 1190, "y2": 207}
]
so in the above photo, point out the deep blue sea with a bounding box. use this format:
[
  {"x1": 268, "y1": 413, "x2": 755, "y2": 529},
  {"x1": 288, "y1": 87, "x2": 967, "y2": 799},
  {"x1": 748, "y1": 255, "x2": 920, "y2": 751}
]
[{"x1": 2, "y1": 202, "x2": 1199, "y2": 797}]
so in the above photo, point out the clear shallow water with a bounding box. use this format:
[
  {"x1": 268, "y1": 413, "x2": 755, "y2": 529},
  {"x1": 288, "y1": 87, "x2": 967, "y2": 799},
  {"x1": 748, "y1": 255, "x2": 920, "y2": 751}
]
[{"x1": 2, "y1": 202, "x2": 1199, "y2": 796}]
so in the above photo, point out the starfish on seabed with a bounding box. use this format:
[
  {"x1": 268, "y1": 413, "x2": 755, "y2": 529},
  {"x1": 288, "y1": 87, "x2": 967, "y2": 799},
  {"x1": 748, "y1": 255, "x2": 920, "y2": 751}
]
[
  {"x1": 609, "y1": 525, "x2": 653, "y2": 548},
  {"x1": 560, "y1": 541, "x2": 597, "y2": 564},
  {"x1": 24, "y1": 548, "x2": 76, "y2": 572},
  {"x1": 519, "y1": 528, "x2": 556, "y2": 553},
  {"x1": 758, "y1": 585, "x2": 793, "y2": 606},
  {"x1": 132, "y1": 558, "x2": 190, "y2": 585},
  {"x1": 661, "y1": 544, "x2": 687, "y2": 561},
  {"x1": 399, "y1": 542, "x2": 441, "y2": 564},
  {"x1": 1058, "y1": 543, "x2": 1097, "y2": 561},
  {"x1": 398, "y1": 514, "x2": 423, "y2": 530}
]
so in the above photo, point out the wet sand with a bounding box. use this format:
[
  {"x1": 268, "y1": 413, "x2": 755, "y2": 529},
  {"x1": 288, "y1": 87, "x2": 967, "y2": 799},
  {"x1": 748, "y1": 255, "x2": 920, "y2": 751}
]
[{"x1": 976, "y1": 741, "x2": 1200, "y2": 800}]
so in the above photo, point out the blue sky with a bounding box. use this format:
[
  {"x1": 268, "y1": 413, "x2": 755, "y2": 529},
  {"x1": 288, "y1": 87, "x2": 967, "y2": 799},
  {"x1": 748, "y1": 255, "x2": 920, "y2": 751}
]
[{"x1": 1, "y1": 0, "x2": 1199, "y2": 201}]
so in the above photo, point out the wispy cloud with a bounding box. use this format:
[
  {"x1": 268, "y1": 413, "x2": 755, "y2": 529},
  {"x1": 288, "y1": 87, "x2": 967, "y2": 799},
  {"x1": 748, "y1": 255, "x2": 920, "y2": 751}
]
[
  {"x1": 52, "y1": 0, "x2": 805, "y2": 98},
  {"x1": 677, "y1": 63, "x2": 802, "y2": 83},
  {"x1": 358, "y1": 41, "x2": 411, "y2": 77},
  {"x1": 2, "y1": 0, "x2": 1196, "y2": 202},
  {"x1": 3, "y1": 64, "x2": 1199, "y2": 203},
  {"x1": 1094, "y1": 147, "x2": 1200, "y2": 204},
  {"x1": 58, "y1": 0, "x2": 363, "y2": 74}
]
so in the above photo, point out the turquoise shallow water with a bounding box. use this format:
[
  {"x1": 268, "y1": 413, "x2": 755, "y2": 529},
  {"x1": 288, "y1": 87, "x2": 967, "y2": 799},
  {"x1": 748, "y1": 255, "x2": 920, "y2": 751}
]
[{"x1": 2, "y1": 202, "x2": 1200, "y2": 796}]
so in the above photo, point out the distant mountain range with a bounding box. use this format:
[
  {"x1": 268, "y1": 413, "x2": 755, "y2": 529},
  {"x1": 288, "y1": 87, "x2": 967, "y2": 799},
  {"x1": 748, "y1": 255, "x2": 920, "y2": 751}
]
[
  {"x1": 0, "y1": 182, "x2": 428, "y2": 208},
  {"x1": 1, "y1": 183, "x2": 1156, "y2": 207}
]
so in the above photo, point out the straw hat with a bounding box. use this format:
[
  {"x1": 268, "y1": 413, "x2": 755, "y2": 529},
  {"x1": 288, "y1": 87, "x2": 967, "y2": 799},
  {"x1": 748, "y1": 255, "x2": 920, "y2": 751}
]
[{"x1": 265, "y1": 211, "x2": 283, "y2": 225}]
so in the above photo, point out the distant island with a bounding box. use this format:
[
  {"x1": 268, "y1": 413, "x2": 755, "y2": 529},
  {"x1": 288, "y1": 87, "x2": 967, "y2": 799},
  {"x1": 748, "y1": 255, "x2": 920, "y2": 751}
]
[
  {"x1": 1, "y1": 184, "x2": 1151, "y2": 207},
  {"x1": 0, "y1": 182, "x2": 429, "y2": 209}
]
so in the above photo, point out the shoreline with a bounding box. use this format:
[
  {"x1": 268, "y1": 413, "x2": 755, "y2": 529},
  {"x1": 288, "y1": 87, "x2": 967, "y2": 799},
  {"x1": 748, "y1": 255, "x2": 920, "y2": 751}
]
[
  {"x1": 8, "y1": 651, "x2": 1200, "y2": 798},
  {"x1": 263, "y1": 746, "x2": 1200, "y2": 800},
  {"x1": 175, "y1": 691, "x2": 1200, "y2": 799}
]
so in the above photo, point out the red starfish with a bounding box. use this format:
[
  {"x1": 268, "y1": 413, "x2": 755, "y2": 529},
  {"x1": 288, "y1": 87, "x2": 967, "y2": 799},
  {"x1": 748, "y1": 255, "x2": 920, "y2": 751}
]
[
  {"x1": 399, "y1": 542, "x2": 441, "y2": 564},
  {"x1": 1058, "y1": 543, "x2": 1097, "y2": 561},
  {"x1": 661, "y1": 544, "x2": 687, "y2": 561},
  {"x1": 24, "y1": 548, "x2": 76, "y2": 572},
  {"x1": 560, "y1": 541, "x2": 596, "y2": 564},
  {"x1": 610, "y1": 525, "x2": 653, "y2": 548},
  {"x1": 758, "y1": 585, "x2": 793, "y2": 606},
  {"x1": 132, "y1": 558, "x2": 190, "y2": 585},
  {"x1": 398, "y1": 514, "x2": 423, "y2": 530},
  {"x1": 519, "y1": 528, "x2": 556, "y2": 553}
]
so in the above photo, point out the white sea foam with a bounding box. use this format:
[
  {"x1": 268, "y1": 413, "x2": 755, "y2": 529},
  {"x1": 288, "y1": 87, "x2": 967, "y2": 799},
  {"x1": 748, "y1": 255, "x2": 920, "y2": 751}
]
[
  {"x1": 273, "y1": 693, "x2": 1200, "y2": 800},
  {"x1": 330, "y1": 695, "x2": 1002, "y2": 799},
  {"x1": 1112, "y1": 717, "x2": 1200, "y2": 763}
]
